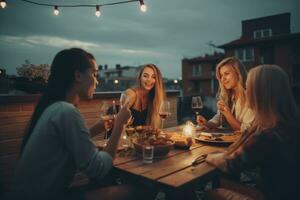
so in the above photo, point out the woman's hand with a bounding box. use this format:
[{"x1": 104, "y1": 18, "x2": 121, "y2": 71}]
[
  {"x1": 114, "y1": 106, "x2": 131, "y2": 127},
  {"x1": 217, "y1": 100, "x2": 230, "y2": 115},
  {"x1": 104, "y1": 119, "x2": 114, "y2": 131},
  {"x1": 197, "y1": 115, "x2": 207, "y2": 126},
  {"x1": 205, "y1": 152, "x2": 227, "y2": 172}
]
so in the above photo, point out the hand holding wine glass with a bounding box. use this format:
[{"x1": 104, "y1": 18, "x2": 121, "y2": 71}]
[
  {"x1": 159, "y1": 100, "x2": 171, "y2": 129},
  {"x1": 216, "y1": 92, "x2": 226, "y2": 129},
  {"x1": 100, "y1": 101, "x2": 115, "y2": 139}
]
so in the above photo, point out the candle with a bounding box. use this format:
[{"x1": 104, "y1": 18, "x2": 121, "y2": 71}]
[
  {"x1": 182, "y1": 121, "x2": 195, "y2": 138},
  {"x1": 183, "y1": 125, "x2": 193, "y2": 137}
]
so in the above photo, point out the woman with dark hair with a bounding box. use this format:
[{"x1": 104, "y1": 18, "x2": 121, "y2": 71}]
[
  {"x1": 204, "y1": 65, "x2": 300, "y2": 200},
  {"x1": 120, "y1": 64, "x2": 166, "y2": 128},
  {"x1": 10, "y1": 48, "x2": 134, "y2": 200}
]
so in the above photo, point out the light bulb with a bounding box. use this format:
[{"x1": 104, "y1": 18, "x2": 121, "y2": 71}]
[
  {"x1": 0, "y1": 0, "x2": 6, "y2": 9},
  {"x1": 140, "y1": 4, "x2": 147, "y2": 12},
  {"x1": 95, "y1": 5, "x2": 101, "y2": 17},
  {"x1": 139, "y1": 0, "x2": 147, "y2": 12},
  {"x1": 53, "y1": 6, "x2": 59, "y2": 16}
]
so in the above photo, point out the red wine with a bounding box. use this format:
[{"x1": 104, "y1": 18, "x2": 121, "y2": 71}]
[
  {"x1": 159, "y1": 112, "x2": 171, "y2": 119},
  {"x1": 192, "y1": 107, "x2": 202, "y2": 114}
]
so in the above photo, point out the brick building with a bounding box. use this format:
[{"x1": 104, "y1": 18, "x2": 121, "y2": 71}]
[
  {"x1": 219, "y1": 12, "x2": 300, "y2": 104},
  {"x1": 181, "y1": 52, "x2": 224, "y2": 96},
  {"x1": 181, "y1": 13, "x2": 300, "y2": 104}
]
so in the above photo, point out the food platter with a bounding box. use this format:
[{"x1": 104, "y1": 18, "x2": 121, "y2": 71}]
[{"x1": 194, "y1": 131, "x2": 240, "y2": 144}]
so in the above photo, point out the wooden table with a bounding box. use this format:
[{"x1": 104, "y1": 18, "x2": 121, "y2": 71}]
[{"x1": 112, "y1": 126, "x2": 229, "y2": 199}]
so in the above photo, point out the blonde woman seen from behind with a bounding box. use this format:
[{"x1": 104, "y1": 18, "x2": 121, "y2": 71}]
[
  {"x1": 197, "y1": 57, "x2": 254, "y2": 132},
  {"x1": 204, "y1": 65, "x2": 300, "y2": 200},
  {"x1": 120, "y1": 64, "x2": 166, "y2": 129}
]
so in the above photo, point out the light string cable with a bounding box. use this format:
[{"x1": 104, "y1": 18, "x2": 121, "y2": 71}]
[
  {"x1": 19, "y1": 0, "x2": 141, "y2": 8},
  {"x1": 5, "y1": 0, "x2": 148, "y2": 15}
]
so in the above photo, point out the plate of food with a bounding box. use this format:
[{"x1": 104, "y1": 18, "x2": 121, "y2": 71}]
[
  {"x1": 194, "y1": 131, "x2": 240, "y2": 144},
  {"x1": 132, "y1": 133, "x2": 174, "y2": 157}
]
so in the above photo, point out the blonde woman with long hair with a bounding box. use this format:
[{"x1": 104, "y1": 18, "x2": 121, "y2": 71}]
[
  {"x1": 197, "y1": 57, "x2": 254, "y2": 132},
  {"x1": 120, "y1": 64, "x2": 166, "y2": 129},
  {"x1": 204, "y1": 65, "x2": 300, "y2": 200}
]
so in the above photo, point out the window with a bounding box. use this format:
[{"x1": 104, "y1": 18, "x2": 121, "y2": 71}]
[
  {"x1": 254, "y1": 31, "x2": 262, "y2": 39},
  {"x1": 192, "y1": 64, "x2": 202, "y2": 76},
  {"x1": 253, "y1": 29, "x2": 272, "y2": 39},
  {"x1": 235, "y1": 47, "x2": 254, "y2": 62}
]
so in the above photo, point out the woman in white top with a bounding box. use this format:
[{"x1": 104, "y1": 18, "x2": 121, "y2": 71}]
[{"x1": 197, "y1": 57, "x2": 254, "y2": 132}]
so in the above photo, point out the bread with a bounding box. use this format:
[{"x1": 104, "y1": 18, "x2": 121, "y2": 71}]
[{"x1": 170, "y1": 134, "x2": 193, "y2": 147}]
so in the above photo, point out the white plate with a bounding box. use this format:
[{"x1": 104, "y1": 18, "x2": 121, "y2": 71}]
[{"x1": 194, "y1": 135, "x2": 234, "y2": 144}]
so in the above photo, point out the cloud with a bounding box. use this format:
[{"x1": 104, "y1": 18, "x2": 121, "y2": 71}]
[
  {"x1": 0, "y1": 35, "x2": 98, "y2": 50},
  {"x1": 0, "y1": 34, "x2": 173, "y2": 60},
  {"x1": 0, "y1": 0, "x2": 298, "y2": 79}
]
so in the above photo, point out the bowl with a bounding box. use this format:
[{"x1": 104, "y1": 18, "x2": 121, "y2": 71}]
[{"x1": 132, "y1": 140, "x2": 174, "y2": 157}]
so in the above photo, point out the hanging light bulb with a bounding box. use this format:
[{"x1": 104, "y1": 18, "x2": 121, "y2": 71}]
[
  {"x1": 53, "y1": 5, "x2": 59, "y2": 16},
  {"x1": 139, "y1": 0, "x2": 147, "y2": 12},
  {"x1": 95, "y1": 5, "x2": 101, "y2": 17},
  {"x1": 0, "y1": 0, "x2": 7, "y2": 9}
]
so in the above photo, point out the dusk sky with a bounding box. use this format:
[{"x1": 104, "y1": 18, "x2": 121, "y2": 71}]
[{"x1": 0, "y1": 0, "x2": 299, "y2": 79}]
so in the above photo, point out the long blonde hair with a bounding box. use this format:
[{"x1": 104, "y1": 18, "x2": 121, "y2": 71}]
[
  {"x1": 216, "y1": 57, "x2": 247, "y2": 108},
  {"x1": 246, "y1": 65, "x2": 299, "y2": 131},
  {"x1": 136, "y1": 64, "x2": 166, "y2": 128}
]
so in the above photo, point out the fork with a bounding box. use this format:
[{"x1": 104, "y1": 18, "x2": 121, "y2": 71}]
[{"x1": 192, "y1": 154, "x2": 208, "y2": 166}]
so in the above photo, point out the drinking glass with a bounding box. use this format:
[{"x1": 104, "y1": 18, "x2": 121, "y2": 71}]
[
  {"x1": 111, "y1": 100, "x2": 118, "y2": 118},
  {"x1": 159, "y1": 100, "x2": 171, "y2": 129},
  {"x1": 191, "y1": 96, "x2": 203, "y2": 116},
  {"x1": 120, "y1": 93, "x2": 130, "y2": 108},
  {"x1": 216, "y1": 92, "x2": 225, "y2": 129},
  {"x1": 142, "y1": 145, "x2": 154, "y2": 164},
  {"x1": 100, "y1": 101, "x2": 114, "y2": 139}
]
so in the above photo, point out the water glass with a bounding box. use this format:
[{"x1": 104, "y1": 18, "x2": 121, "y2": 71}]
[{"x1": 142, "y1": 145, "x2": 154, "y2": 164}]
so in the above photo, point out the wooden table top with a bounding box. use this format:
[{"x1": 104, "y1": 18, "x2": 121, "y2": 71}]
[{"x1": 113, "y1": 126, "x2": 228, "y2": 189}]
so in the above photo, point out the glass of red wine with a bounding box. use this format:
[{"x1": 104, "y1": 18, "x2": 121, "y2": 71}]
[
  {"x1": 191, "y1": 96, "x2": 203, "y2": 124},
  {"x1": 159, "y1": 100, "x2": 171, "y2": 129}
]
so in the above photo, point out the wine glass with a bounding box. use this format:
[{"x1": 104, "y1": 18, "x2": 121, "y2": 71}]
[
  {"x1": 120, "y1": 93, "x2": 130, "y2": 108},
  {"x1": 191, "y1": 96, "x2": 203, "y2": 116},
  {"x1": 100, "y1": 101, "x2": 114, "y2": 139},
  {"x1": 216, "y1": 92, "x2": 225, "y2": 129},
  {"x1": 191, "y1": 96, "x2": 203, "y2": 129},
  {"x1": 111, "y1": 100, "x2": 118, "y2": 117},
  {"x1": 159, "y1": 100, "x2": 171, "y2": 129}
]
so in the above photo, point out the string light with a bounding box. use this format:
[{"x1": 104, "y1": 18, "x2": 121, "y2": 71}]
[
  {"x1": 53, "y1": 5, "x2": 59, "y2": 16},
  {"x1": 1, "y1": 0, "x2": 148, "y2": 16},
  {"x1": 95, "y1": 5, "x2": 101, "y2": 17},
  {"x1": 139, "y1": 0, "x2": 147, "y2": 12},
  {"x1": 0, "y1": 0, "x2": 6, "y2": 9}
]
